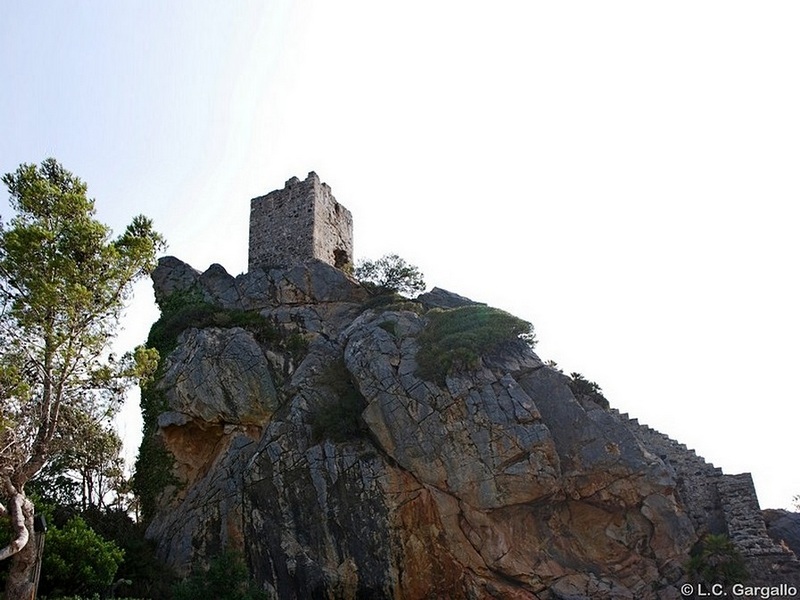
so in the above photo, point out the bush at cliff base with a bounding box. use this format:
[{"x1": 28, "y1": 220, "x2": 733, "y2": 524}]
[{"x1": 40, "y1": 516, "x2": 124, "y2": 598}]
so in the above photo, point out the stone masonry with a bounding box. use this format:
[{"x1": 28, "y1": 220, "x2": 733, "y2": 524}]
[
  {"x1": 249, "y1": 172, "x2": 353, "y2": 271},
  {"x1": 609, "y1": 407, "x2": 798, "y2": 578}
]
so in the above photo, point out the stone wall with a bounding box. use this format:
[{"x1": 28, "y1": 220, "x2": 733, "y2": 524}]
[
  {"x1": 248, "y1": 172, "x2": 353, "y2": 271},
  {"x1": 249, "y1": 175, "x2": 315, "y2": 270},
  {"x1": 609, "y1": 408, "x2": 796, "y2": 569},
  {"x1": 311, "y1": 175, "x2": 353, "y2": 269},
  {"x1": 718, "y1": 474, "x2": 787, "y2": 557},
  {"x1": 609, "y1": 408, "x2": 725, "y2": 536}
]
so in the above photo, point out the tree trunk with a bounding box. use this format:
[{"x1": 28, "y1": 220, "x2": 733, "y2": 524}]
[{"x1": 4, "y1": 493, "x2": 36, "y2": 600}]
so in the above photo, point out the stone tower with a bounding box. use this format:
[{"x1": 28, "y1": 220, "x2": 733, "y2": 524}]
[{"x1": 248, "y1": 172, "x2": 353, "y2": 271}]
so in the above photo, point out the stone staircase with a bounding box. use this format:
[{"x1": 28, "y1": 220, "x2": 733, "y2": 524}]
[
  {"x1": 607, "y1": 407, "x2": 796, "y2": 569},
  {"x1": 608, "y1": 407, "x2": 800, "y2": 589},
  {"x1": 608, "y1": 407, "x2": 726, "y2": 535}
]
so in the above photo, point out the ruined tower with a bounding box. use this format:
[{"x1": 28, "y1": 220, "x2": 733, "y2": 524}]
[{"x1": 248, "y1": 172, "x2": 353, "y2": 271}]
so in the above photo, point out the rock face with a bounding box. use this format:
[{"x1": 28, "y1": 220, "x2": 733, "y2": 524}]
[
  {"x1": 416, "y1": 286, "x2": 483, "y2": 310},
  {"x1": 158, "y1": 327, "x2": 279, "y2": 425},
  {"x1": 765, "y1": 509, "x2": 800, "y2": 557},
  {"x1": 140, "y1": 256, "x2": 799, "y2": 599}
]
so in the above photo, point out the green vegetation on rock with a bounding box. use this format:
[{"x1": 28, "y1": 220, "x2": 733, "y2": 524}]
[
  {"x1": 568, "y1": 372, "x2": 610, "y2": 409},
  {"x1": 134, "y1": 287, "x2": 309, "y2": 521},
  {"x1": 134, "y1": 287, "x2": 287, "y2": 521},
  {"x1": 148, "y1": 290, "x2": 278, "y2": 358},
  {"x1": 172, "y1": 550, "x2": 270, "y2": 600},
  {"x1": 415, "y1": 305, "x2": 535, "y2": 385},
  {"x1": 311, "y1": 358, "x2": 367, "y2": 443},
  {"x1": 359, "y1": 290, "x2": 423, "y2": 315},
  {"x1": 687, "y1": 534, "x2": 748, "y2": 587}
]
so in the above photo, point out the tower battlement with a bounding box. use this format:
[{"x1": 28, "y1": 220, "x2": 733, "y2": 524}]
[{"x1": 248, "y1": 172, "x2": 353, "y2": 271}]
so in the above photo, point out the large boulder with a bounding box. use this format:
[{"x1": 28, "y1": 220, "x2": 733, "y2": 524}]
[
  {"x1": 151, "y1": 256, "x2": 202, "y2": 307},
  {"x1": 416, "y1": 286, "x2": 483, "y2": 309},
  {"x1": 157, "y1": 327, "x2": 278, "y2": 425}
]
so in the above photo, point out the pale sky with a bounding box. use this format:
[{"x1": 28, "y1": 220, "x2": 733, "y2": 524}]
[{"x1": 2, "y1": 2, "x2": 798, "y2": 509}]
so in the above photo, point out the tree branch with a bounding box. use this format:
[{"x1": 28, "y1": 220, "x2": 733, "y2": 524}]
[{"x1": 0, "y1": 478, "x2": 32, "y2": 561}]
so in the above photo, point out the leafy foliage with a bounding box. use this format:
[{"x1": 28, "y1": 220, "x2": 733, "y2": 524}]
[
  {"x1": 40, "y1": 516, "x2": 124, "y2": 598},
  {"x1": 284, "y1": 332, "x2": 309, "y2": 363},
  {"x1": 28, "y1": 414, "x2": 128, "y2": 514},
  {"x1": 354, "y1": 253, "x2": 426, "y2": 296},
  {"x1": 567, "y1": 372, "x2": 609, "y2": 409},
  {"x1": 358, "y1": 289, "x2": 423, "y2": 315},
  {"x1": 79, "y1": 507, "x2": 174, "y2": 600},
  {"x1": 172, "y1": 550, "x2": 269, "y2": 600},
  {"x1": 39, "y1": 596, "x2": 144, "y2": 600},
  {"x1": 5, "y1": 498, "x2": 173, "y2": 599},
  {"x1": 415, "y1": 305, "x2": 535, "y2": 385},
  {"x1": 131, "y1": 360, "x2": 176, "y2": 523},
  {"x1": 687, "y1": 534, "x2": 748, "y2": 587},
  {"x1": 377, "y1": 320, "x2": 397, "y2": 336}
]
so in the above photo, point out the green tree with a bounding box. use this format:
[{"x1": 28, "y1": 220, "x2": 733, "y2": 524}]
[
  {"x1": 354, "y1": 253, "x2": 426, "y2": 296},
  {"x1": 40, "y1": 515, "x2": 125, "y2": 597},
  {"x1": 0, "y1": 159, "x2": 164, "y2": 598},
  {"x1": 29, "y1": 416, "x2": 126, "y2": 511}
]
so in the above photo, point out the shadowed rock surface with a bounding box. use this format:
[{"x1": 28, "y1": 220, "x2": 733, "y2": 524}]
[{"x1": 765, "y1": 509, "x2": 800, "y2": 557}]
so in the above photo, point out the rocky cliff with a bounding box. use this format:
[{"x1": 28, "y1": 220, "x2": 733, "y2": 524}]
[{"x1": 137, "y1": 256, "x2": 799, "y2": 599}]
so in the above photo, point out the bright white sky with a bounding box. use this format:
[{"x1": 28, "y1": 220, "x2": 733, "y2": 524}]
[{"x1": 2, "y1": 2, "x2": 798, "y2": 510}]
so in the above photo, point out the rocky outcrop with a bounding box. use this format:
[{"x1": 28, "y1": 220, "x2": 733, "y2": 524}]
[
  {"x1": 416, "y1": 286, "x2": 483, "y2": 310},
  {"x1": 765, "y1": 510, "x2": 800, "y2": 557},
  {"x1": 139, "y1": 256, "x2": 798, "y2": 599},
  {"x1": 158, "y1": 327, "x2": 278, "y2": 426},
  {"x1": 151, "y1": 255, "x2": 367, "y2": 311}
]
